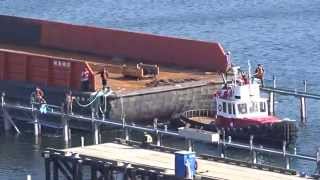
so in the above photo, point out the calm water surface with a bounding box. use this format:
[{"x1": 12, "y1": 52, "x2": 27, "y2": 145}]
[{"x1": 0, "y1": 0, "x2": 320, "y2": 179}]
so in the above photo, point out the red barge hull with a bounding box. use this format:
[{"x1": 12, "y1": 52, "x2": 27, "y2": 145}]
[{"x1": 0, "y1": 15, "x2": 230, "y2": 92}]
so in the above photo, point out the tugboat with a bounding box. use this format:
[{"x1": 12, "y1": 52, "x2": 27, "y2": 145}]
[
  {"x1": 180, "y1": 66, "x2": 297, "y2": 146},
  {"x1": 214, "y1": 66, "x2": 279, "y2": 128}
]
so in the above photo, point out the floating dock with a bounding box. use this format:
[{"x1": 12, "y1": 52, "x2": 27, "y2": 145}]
[{"x1": 43, "y1": 142, "x2": 305, "y2": 180}]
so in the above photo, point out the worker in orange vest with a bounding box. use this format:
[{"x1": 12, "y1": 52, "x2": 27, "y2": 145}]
[{"x1": 254, "y1": 64, "x2": 265, "y2": 87}]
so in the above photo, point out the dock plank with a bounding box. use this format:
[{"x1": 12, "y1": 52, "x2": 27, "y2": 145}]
[{"x1": 63, "y1": 143, "x2": 303, "y2": 180}]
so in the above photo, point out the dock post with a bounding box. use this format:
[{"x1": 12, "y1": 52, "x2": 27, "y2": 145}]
[
  {"x1": 154, "y1": 118, "x2": 161, "y2": 147},
  {"x1": 53, "y1": 158, "x2": 59, "y2": 180},
  {"x1": 125, "y1": 128, "x2": 129, "y2": 141},
  {"x1": 33, "y1": 111, "x2": 41, "y2": 136},
  {"x1": 187, "y1": 139, "x2": 192, "y2": 152},
  {"x1": 219, "y1": 129, "x2": 225, "y2": 158},
  {"x1": 268, "y1": 75, "x2": 276, "y2": 115},
  {"x1": 61, "y1": 103, "x2": 70, "y2": 143},
  {"x1": 3, "y1": 110, "x2": 11, "y2": 131},
  {"x1": 315, "y1": 148, "x2": 320, "y2": 176},
  {"x1": 27, "y1": 175, "x2": 32, "y2": 180},
  {"x1": 1, "y1": 92, "x2": 11, "y2": 131},
  {"x1": 282, "y1": 141, "x2": 290, "y2": 169},
  {"x1": 300, "y1": 80, "x2": 307, "y2": 124},
  {"x1": 63, "y1": 116, "x2": 70, "y2": 143},
  {"x1": 72, "y1": 159, "x2": 83, "y2": 180},
  {"x1": 93, "y1": 122, "x2": 99, "y2": 145},
  {"x1": 43, "y1": 151, "x2": 51, "y2": 180},
  {"x1": 250, "y1": 135, "x2": 257, "y2": 164},
  {"x1": 81, "y1": 136, "x2": 85, "y2": 147},
  {"x1": 156, "y1": 132, "x2": 161, "y2": 147},
  {"x1": 90, "y1": 165, "x2": 97, "y2": 180},
  {"x1": 92, "y1": 107, "x2": 99, "y2": 145}
]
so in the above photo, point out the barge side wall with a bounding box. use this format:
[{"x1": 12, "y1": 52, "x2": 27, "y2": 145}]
[
  {"x1": 0, "y1": 49, "x2": 97, "y2": 91},
  {"x1": 110, "y1": 82, "x2": 219, "y2": 122},
  {"x1": 0, "y1": 80, "x2": 220, "y2": 122},
  {"x1": 0, "y1": 15, "x2": 230, "y2": 72}
]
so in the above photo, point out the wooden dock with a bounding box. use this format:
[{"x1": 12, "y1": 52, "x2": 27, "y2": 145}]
[{"x1": 47, "y1": 142, "x2": 305, "y2": 180}]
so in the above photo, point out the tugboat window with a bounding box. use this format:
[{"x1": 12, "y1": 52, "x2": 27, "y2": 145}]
[
  {"x1": 232, "y1": 104, "x2": 236, "y2": 115},
  {"x1": 260, "y1": 102, "x2": 266, "y2": 112},
  {"x1": 249, "y1": 102, "x2": 259, "y2": 113},
  {"x1": 228, "y1": 103, "x2": 232, "y2": 114},
  {"x1": 223, "y1": 102, "x2": 227, "y2": 113},
  {"x1": 238, "y1": 104, "x2": 247, "y2": 114}
]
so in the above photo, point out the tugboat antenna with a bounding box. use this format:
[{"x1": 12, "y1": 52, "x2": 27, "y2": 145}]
[{"x1": 248, "y1": 60, "x2": 252, "y2": 85}]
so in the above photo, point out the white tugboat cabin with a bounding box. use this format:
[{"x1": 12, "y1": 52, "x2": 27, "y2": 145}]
[{"x1": 214, "y1": 66, "x2": 280, "y2": 128}]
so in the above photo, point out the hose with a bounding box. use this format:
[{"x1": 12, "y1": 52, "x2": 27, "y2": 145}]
[{"x1": 75, "y1": 91, "x2": 101, "y2": 107}]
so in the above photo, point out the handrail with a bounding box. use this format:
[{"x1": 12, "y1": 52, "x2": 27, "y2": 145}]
[{"x1": 1, "y1": 97, "x2": 320, "y2": 175}]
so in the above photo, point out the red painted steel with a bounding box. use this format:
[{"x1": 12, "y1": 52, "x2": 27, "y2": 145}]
[
  {"x1": 0, "y1": 49, "x2": 95, "y2": 91},
  {"x1": 6, "y1": 53, "x2": 28, "y2": 81},
  {"x1": 0, "y1": 52, "x2": 5, "y2": 80},
  {"x1": 28, "y1": 56, "x2": 50, "y2": 85},
  {"x1": 39, "y1": 18, "x2": 230, "y2": 72},
  {"x1": 51, "y1": 59, "x2": 72, "y2": 88},
  {"x1": 0, "y1": 15, "x2": 231, "y2": 72}
]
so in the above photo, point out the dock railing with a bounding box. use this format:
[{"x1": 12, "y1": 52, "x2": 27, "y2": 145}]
[{"x1": 1, "y1": 93, "x2": 320, "y2": 177}]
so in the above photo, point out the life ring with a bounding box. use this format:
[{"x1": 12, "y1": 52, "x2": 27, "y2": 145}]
[{"x1": 218, "y1": 104, "x2": 223, "y2": 112}]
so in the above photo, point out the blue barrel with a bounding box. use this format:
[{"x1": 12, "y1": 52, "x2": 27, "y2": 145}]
[{"x1": 174, "y1": 151, "x2": 196, "y2": 178}]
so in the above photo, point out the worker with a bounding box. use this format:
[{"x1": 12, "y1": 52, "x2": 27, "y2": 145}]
[
  {"x1": 142, "y1": 132, "x2": 153, "y2": 148},
  {"x1": 97, "y1": 67, "x2": 109, "y2": 89},
  {"x1": 241, "y1": 72, "x2": 249, "y2": 85},
  {"x1": 254, "y1": 64, "x2": 265, "y2": 87},
  {"x1": 65, "y1": 90, "x2": 75, "y2": 114},
  {"x1": 34, "y1": 86, "x2": 46, "y2": 104},
  {"x1": 81, "y1": 67, "x2": 90, "y2": 91}
]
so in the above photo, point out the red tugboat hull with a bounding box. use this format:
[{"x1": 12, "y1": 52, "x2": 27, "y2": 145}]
[{"x1": 216, "y1": 116, "x2": 282, "y2": 128}]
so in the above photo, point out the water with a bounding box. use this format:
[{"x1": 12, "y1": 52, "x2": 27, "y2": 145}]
[{"x1": 0, "y1": 0, "x2": 320, "y2": 179}]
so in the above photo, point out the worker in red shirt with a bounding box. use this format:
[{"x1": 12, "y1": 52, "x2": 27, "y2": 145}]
[{"x1": 81, "y1": 67, "x2": 90, "y2": 91}]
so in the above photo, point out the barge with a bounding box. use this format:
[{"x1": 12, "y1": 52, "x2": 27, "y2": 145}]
[{"x1": 0, "y1": 15, "x2": 230, "y2": 124}]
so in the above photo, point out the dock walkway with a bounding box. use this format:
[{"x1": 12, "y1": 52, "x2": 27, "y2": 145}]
[{"x1": 60, "y1": 143, "x2": 304, "y2": 180}]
